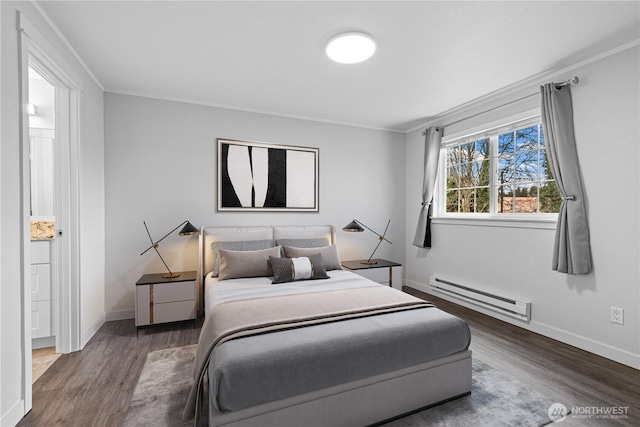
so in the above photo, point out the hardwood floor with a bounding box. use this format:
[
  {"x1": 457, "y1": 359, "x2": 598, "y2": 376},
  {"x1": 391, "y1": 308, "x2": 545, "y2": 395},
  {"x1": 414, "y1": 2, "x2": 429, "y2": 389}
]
[
  {"x1": 31, "y1": 347, "x2": 60, "y2": 384},
  {"x1": 18, "y1": 290, "x2": 639, "y2": 426},
  {"x1": 404, "y1": 288, "x2": 640, "y2": 427},
  {"x1": 19, "y1": 320, "x2": 200, "y2": 427}
]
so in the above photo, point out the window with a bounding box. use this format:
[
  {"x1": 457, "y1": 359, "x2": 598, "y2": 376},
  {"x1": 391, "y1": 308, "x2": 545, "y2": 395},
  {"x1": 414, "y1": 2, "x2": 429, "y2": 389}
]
[{"x1": 441, "y1": 118, "x2": 562, "y2": 217}]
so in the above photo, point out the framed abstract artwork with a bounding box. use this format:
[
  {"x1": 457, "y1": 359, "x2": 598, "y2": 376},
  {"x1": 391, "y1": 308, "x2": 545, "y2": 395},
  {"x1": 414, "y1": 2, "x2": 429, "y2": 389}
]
[{"x1": 217, "y1": 138, "x2": 319, "y2": 212}]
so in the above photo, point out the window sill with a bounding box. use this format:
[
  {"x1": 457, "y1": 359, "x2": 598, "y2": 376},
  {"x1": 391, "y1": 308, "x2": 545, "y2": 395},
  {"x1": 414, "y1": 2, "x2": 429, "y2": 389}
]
[{"x1": 432, "y1": 215, "x2": 557, "y2": 230}]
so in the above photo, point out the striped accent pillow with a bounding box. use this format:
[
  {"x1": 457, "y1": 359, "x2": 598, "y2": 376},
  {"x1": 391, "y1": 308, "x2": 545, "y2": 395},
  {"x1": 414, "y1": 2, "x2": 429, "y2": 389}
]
[{"x1": 269, "y1": 253, "x2": 329, "y2": 284}]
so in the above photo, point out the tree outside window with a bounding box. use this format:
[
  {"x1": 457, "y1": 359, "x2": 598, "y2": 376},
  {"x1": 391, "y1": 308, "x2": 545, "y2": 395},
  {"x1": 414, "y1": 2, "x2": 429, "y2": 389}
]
[{"x1": 444, "y1": 121, "x2": 562, "y2": 215}]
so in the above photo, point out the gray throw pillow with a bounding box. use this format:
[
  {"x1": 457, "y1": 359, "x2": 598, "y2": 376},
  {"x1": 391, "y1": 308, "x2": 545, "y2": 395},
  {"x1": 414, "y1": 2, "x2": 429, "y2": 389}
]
[
  {"x1": 211, "y1": 239, "x2": 274, "y2": 277},
  {"x1": 269, "y1": 253, "x2": 329, "y2": 284},
  {"x1": 218, "y1": 246, "x2": 281, "y2": 280},
  {"x1": 283, "y1": 245, "x2": 342, "y2": 271}
]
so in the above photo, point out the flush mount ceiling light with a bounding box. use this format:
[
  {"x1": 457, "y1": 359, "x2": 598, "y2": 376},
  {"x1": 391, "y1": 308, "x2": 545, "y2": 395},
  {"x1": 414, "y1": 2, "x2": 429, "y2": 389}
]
[{"x1": 326, "y1": 32, "x2": 376, "y2": 64}]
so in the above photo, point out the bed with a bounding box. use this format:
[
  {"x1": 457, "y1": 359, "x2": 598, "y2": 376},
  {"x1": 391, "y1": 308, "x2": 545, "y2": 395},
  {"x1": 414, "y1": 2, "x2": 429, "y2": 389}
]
[{"x1": 185, "y1": 225, "x2": 472, "y2": 426}]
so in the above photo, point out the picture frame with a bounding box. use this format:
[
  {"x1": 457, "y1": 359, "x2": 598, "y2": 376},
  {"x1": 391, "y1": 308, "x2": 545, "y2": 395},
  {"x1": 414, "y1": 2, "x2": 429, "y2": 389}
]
[{"x1": 217, "y1": 138, "x2": 319, "y2": 212}]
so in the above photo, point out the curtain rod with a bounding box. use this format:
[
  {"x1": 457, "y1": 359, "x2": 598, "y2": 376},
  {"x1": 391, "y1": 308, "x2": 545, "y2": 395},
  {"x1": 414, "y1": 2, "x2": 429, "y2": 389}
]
[{"x1": 423, "y1": 76, "x2": 579, "y2": 136}]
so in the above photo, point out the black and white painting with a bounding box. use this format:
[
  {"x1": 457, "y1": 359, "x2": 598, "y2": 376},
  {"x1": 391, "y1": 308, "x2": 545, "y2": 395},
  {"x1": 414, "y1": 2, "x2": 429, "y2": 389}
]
[{"x1": 217, "y1": 139, "x2": 319, "y2": 211}]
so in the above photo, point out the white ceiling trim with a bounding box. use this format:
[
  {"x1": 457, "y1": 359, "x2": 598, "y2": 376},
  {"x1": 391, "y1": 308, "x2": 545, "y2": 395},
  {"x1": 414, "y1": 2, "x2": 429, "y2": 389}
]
[
  {"x1": 31, "y1": 0, "x2": 104, "y2": 91},
  {"x1": 408, "y1": 39, "x2": 640, "y2": 135},
  {"x1": 106, "y1": 88, "x2": 405, "y2": 134}
]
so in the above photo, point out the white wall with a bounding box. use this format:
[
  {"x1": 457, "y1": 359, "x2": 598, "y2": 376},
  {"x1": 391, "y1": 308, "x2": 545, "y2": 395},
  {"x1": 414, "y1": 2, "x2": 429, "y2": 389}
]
[
  {"x1": 104, "y1": 93, "x2": 406, "y2": 318},
  {"x1": 1, "y1": 1, "x2": 105, "y2": 424},
  {"x1": 28, "y1": 75, "x2": 55, "y2": 130},
  {"x1": 405, "y1": 45, "x2": 640, "y2": 368},
  {"x1": 79, "y1": 65, "x2": 106, "y2": 347}
]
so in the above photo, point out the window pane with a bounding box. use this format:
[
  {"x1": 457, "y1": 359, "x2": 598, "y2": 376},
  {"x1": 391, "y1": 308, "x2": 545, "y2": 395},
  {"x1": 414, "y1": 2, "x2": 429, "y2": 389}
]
[
  {"x1": 474, "y1": 138, "x2": 490, "y2": 159},
  {"x1": 516, "y1": 125, "x2": 538, "y2": 151},
  {"x1": 497, "y1": 185, "x2": 514, "y2": 213},
  {"x1": 441, "y1": 120, "x2": 558, "y2": 216},
  {"x1": 498, "y1": 162, "x2": 514, "y2": 184},
  {"x1": 447, "y1": 148, "x2": 461, "y2": 166},
  {"x1": 514, "y1": 193, "x2": 537, "y2": 213},
  {"x1": 457, "y1": 160, "x2": 485, "y2": 188},
  {"x1": 455, "y1": 139, "x2": 486, "y2": 162},
  {"x1": 497, "y1": 132, "x2": 515, "y2": 185},
  {"x1": 458, "y1": 162, "x2": 472, "y2": 189},
  {"x1": 539, "y1": 181, "x2": 562, "y2": 213},
  {"x1": 476, "y1": 187, "x2": 490, "y2": 213},
  {"x1": 459, "y1": 188, "x2": 474, "y2": 212},
  {"x1": 514, "y1": 150, "x2": 539, "y2": 183},
  {"x1": 471, "y1": 160, "x2": 490, "y2": 186},
  {"x1": 459, "y1": 142, "x2": 472, "y2": 162},
  {"x1": 539, "y1": 149, "x2": 553, "y2": 181},
  {"x1": 447, "y1": 166, "x2": 459, "y2": 189},
  {"x1": 446, "y1": 190, "x2": 459, "y2": 212},
  {"x1": 498, "y1": 131, "x2": 514, "y2": 157}
]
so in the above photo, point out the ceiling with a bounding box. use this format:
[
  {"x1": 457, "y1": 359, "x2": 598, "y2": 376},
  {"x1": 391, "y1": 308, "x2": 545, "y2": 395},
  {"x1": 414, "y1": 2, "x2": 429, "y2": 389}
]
[{"x1": 37, "y1": 1, "x2": 639, "y2": 132}]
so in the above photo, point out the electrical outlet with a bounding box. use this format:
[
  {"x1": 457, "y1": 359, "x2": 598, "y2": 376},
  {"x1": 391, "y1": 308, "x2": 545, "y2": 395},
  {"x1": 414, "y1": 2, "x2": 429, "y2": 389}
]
[{"x1": 611, "y1": 307, "x2": 624, "y2": 325}]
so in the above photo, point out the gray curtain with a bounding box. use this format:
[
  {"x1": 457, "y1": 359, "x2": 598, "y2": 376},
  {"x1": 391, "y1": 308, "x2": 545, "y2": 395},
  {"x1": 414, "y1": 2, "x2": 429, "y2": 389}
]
[
  {"x1": 413, "y1": 127, "x2": 443, "y2": 248},
  {"x1": 540, "y1": 83, "x2": 592, "y2": 274}
]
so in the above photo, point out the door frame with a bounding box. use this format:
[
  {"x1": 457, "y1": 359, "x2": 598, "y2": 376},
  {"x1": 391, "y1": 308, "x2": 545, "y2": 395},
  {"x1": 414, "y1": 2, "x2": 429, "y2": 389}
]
[{"x1": 17, "y1": 11, "x2": 82, "y2": 413}]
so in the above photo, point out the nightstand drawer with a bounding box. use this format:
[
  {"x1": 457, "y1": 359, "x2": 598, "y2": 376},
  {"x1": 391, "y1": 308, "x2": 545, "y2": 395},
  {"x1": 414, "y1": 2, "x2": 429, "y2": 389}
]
[
  {"x1": 135, "y1": 271, "x2": 198, "y2": 331},
  {"x1": 153, "y1": 281, "x2": 195, "y2": 303},
  {"x1": 154, "y1": 300, "x2": 196, "y2": 323},
  {"x1": 355, "y1": 268, "x2": 390, "y2": 284}
]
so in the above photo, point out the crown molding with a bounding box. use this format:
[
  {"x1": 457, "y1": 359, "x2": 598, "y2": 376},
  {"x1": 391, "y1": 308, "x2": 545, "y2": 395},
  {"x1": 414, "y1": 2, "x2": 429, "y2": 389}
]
[
  {"x1": 407, "y1": 39, "x2": 640, "y2": 135},
  {"x1": 105, "y1": 88, "x2": 405, "y2": 134},
  {"x1": 31, "y1": 0, "x2": 104, "y2": 91}
]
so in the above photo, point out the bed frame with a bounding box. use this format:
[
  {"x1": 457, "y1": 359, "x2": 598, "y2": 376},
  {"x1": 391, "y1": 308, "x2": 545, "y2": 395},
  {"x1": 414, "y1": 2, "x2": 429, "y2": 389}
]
[{"x1": 199, "y1": 225, "x2": 472, "y2": 426}]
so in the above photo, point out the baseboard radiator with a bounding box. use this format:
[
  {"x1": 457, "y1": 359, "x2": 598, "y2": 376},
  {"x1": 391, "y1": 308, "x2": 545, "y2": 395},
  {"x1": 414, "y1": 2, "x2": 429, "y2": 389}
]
[{"x1": 429, "y1": 275, "x2": 531, "y2": 321}]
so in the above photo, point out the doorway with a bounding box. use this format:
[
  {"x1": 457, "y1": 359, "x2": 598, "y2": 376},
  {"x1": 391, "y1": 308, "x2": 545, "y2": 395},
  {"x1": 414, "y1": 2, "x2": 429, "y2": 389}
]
[
  {"x1": 24, "y1": 54, "x2": 81, "y2": 349},
  {"x1": 18, "y1": 12, "x2": 83, "y2": 415},
  {"x1": 28, "y1": 64, "x2": 59, "y2": 379}
]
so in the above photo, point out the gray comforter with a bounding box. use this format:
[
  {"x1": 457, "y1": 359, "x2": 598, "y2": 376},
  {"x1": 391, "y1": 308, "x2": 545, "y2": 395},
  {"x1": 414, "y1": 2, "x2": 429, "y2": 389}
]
[{"x1": 187, "y1": 271, "x2": 471, "y2": 419}]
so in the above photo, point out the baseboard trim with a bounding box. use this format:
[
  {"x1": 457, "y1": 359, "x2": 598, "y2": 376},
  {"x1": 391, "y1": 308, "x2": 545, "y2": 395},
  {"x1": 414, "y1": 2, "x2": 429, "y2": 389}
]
[
  {"x1": 1, "y1": 399, "x2": 25, "y2": 427},
  {"x1": 105, "y1": 309, "x2": 135, "y2": 321},
  {"x1": 405, "y1": 280, "x2": 640, "y2": 370},
  {"x1": 530, "y1": 320, "x2": 640, "y2": 369},
  {"x1": 32, "y1": 336, "x2": 56, "y2": 350},
  {"x1": 81, "y1": 314, "x2": 106, "y2": 348}
]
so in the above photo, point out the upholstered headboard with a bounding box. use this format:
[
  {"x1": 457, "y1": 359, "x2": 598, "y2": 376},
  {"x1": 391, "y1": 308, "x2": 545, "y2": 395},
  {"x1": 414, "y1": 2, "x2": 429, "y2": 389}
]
[{"x1": 200, "y1": 225, "x2": 336, "y2": 281}]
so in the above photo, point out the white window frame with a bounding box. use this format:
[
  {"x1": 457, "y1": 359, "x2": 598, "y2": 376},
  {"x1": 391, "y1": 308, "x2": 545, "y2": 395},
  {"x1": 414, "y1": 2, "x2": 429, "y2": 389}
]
[{"x1": 433, "y1": 111, "x2": 557, "y2": 230}]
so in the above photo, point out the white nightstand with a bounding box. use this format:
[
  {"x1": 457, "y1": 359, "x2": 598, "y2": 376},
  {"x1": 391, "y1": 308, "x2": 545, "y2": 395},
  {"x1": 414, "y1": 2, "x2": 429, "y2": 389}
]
[
  {"x1": 135, "y1": 271, "x2": 197, "y2": 335},
  {"x1": 341, "y1": 259, "x2": 403, "y2": 289}
]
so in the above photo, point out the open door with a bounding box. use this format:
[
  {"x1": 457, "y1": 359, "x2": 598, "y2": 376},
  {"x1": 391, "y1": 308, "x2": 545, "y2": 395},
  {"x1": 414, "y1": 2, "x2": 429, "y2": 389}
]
[{"x1": 18, "y1": 12, "x2": 82, "y2": 415}]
